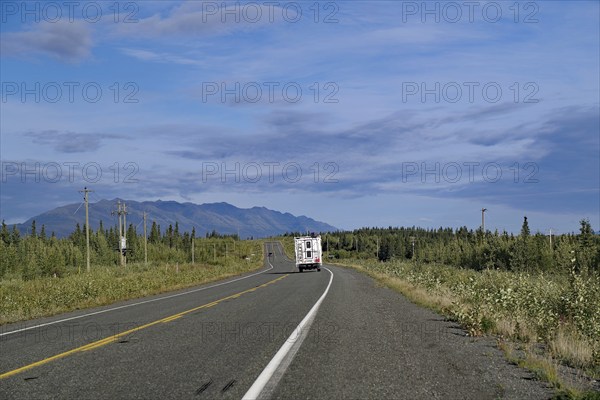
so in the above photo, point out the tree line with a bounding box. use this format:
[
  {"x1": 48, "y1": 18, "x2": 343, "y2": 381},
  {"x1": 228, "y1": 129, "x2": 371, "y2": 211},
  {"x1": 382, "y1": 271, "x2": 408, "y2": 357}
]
[
  {"x1": 285, "y1": 218, "x2": 599, "y2": 275},
  {"x1": 0, "y1": 220, "x2": 249, "y2": 280}
]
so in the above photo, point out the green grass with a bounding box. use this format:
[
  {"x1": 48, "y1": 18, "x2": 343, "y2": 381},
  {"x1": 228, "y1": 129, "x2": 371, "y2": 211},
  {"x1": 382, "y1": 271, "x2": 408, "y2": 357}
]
[{"x1": 0, "y1": 241, "x2": 264, "y2": 325}]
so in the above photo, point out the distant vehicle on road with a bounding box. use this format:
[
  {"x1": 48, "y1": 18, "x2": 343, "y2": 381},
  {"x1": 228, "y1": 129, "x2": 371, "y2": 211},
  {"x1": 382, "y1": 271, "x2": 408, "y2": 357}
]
[{"x1": 294, "y1": 235, "x2": 322, "y2": 272}]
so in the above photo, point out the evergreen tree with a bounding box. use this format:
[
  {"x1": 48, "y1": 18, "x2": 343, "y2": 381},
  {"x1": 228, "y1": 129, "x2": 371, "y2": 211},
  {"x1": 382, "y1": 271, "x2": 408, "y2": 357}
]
[
  {"x1": 1, "y1": 221, "x2": 10, "y2": 245},
  {"x1": 149, "y1": 221, "x2": 160, "y2": 244},
  {"x1": 167, "y1": 224, "x2": 174, "y2": 248},
  {"x1": 521, "y1": 216, "x2": 530, "y2": 238},
  {"x1": 30, "y1": 220, "x2": 37, "y2": 238},
  {"x1": 11, "y1": 225, "x2": 20, "y2": 244},
  {"x1": 510, "y1": 216, "x2": 532, "y2": 271},
  {"x1": 174, "y1": 222, "x2": 180, "y2": 249},
  {"x1": 98, "y1": 220, "x2": 105, "y2": 237},
  {"x1": 70, "y1": 223, "x2": 84, "y2": 248},
  {"x1": 576, "y1": 219, "x2": 596, "y2": 274},
  {"x1": 126, "y1": 224, "x2": 138, "y2": 260}
]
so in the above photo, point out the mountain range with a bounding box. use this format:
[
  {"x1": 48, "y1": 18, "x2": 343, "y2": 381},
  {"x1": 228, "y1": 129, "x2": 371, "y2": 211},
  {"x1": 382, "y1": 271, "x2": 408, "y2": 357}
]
[{"x1": 11, "y1": 200, "x2": 338, "y2": 238}]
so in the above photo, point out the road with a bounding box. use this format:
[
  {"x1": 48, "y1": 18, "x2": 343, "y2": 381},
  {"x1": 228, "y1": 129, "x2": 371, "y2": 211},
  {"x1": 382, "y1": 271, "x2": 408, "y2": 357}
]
[{"x1": 0, "y1": 242, "x2": 554, "y2": 399}]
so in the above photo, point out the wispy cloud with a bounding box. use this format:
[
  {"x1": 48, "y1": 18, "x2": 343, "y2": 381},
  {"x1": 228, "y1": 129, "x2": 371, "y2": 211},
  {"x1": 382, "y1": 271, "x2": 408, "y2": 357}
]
[
  {"x1": 114, "y1": 2, "x2": 293, "y2": 39},
  {"x1": 24, "y1": 130, "x2": 122, "y2": 153},
  {"x1": 119, "y1": 48, "x2": 207, "y2": 66},
  {"x1": 1, "y1": 1, "x2": 597, "y2": 233},
  {"x1": 1, "y1": 21, "x2": 92, "y2": 62}
]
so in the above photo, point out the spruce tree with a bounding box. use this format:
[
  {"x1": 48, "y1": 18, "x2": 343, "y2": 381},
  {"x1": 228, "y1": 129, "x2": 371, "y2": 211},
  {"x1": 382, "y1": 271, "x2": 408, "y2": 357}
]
[
  {"x1": 30, "y1": 220, "x2": 37, "y2": 238},
  {"x1": 1, "y1": 221, "x2": 10, "y2": 245},
  {"x1": 576, "y1": 219, "x2": 595, "y2": 274},
  {"x1": 40, "y1": 224, "x2": 47, "y2": 242}
]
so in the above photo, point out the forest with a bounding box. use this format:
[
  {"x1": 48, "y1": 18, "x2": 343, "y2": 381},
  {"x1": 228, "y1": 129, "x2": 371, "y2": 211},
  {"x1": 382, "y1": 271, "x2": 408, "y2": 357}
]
[
  {"x1": 285, "y1": 217, "x2": 599, "y2": 276},
  {"x1": 0, "y1": 219, "x2": 249, "y2": 280},
  {"x1": 2, "y1": 217, "x2": 598, "y2": 281}
]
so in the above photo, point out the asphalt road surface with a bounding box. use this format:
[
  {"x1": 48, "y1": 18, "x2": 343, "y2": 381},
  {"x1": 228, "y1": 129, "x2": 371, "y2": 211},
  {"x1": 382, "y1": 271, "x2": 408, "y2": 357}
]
[{"x1": 0, "y1": 242, "x2": 554, "y2": 399}]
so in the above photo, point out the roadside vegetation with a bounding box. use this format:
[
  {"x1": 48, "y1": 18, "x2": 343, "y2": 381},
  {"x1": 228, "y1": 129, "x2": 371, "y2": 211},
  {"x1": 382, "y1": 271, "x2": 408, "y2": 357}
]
[
  {"x1": 0, "y1": 220, "x2": 263, "y2": 325},
  {"x1": 280, "y1": 218, "x2": 600, "y2": 397}
]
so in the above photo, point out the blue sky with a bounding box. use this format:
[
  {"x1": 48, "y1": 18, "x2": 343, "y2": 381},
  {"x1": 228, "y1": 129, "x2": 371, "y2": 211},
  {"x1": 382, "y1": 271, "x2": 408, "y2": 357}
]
[{"x1": 1, "y1": 0, "x2": 598, "y2": 234}]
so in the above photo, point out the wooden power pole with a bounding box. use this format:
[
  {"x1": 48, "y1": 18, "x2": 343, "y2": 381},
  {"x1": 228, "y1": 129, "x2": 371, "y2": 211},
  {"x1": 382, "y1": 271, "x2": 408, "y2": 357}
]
[
  {"x1": 143, "y1": 211, "x2": 148, "y2": 265},
  {"x1": 481, "y1": 208, "x2": 487, "y2": 232},
  {"x1": 122, "y1": 202, "x2": 127, "y2": 267},
  {"x1": 112, "y1": 200, "x2": 127, "y2": 267},
  {"x1": 79, "y1": 187, "x2": 93, "y2": 273}
]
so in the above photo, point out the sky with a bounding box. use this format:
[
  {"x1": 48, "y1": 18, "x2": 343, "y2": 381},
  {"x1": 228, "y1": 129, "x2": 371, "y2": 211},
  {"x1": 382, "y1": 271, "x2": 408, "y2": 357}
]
[{"x1": 1, "y1": 0, "x2": 599, "y2": 234}]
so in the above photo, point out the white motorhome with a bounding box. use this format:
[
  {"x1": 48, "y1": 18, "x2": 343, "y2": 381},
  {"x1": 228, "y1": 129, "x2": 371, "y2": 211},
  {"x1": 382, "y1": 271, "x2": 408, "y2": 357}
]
[{"x1": 294, "y1": 235, "x2": 322, "y2": 272}]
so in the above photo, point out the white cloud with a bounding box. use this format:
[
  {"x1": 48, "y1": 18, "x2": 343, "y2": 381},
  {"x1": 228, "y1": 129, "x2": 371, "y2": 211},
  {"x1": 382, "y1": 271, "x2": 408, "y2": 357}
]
[
  {"x1": 1, "y1": 21, "x2": 92, "y2": 62},
  {"x1": 113, "y1": 2, "x2": 294, "y2": 39},
  {"x1": 119, "y1": 48, "x2": 207, "y2": 66}
]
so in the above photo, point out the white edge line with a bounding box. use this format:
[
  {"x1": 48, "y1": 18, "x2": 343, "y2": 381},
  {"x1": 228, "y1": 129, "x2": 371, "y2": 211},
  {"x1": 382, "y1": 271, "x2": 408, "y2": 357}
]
[
  {"x1": 0, "y1": 246, "x2": 276, "y2": 337},
  {"x1": 242, "y1": 266, "x2": 334, "y2": 400}
]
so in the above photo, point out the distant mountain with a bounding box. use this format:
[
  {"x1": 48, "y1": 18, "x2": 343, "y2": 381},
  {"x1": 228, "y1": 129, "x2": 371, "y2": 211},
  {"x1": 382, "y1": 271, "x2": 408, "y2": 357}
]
[{"x1": 12, "y1": 200, "x2": 337, "y2": 238}]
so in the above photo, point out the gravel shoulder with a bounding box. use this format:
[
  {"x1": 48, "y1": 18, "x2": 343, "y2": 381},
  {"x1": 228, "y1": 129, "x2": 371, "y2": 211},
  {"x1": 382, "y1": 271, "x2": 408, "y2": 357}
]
[{"x1": 272, "y1": 264, "x2": 556, "y2": 399}]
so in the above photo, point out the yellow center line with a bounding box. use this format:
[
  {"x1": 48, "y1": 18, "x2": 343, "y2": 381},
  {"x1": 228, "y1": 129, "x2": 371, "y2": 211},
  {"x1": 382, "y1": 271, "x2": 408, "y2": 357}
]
[{"x1": 0, "y1": 274, "x2": 289, "y2": 380}]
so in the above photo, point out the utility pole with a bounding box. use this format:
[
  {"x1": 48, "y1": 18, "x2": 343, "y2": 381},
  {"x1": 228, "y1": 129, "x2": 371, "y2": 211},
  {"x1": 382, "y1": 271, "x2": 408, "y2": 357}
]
[
  {"x1": 79, "y1": 187, "x2": 93, "y2": 273},
  {"x1": 191, "y1": 236, "x2": 195, "y2": 264},
  {"x1": 112, "y1": 200, "x2": 126, "y2": 267},
  {"x1": 376, "y1": 236, "x2": 380, "y2": 259},
  {"x1": 123, "y1": 202, "x2": 127, "y2": 267},
  {"x1": 117, "y1": 201, "x2": 122, "y2": 266},
  {"x1": 548, "y1": 228, "x2": 554, "y2": 248},
  {"x1": 143, "y1": 212, "x2": 148, "y2": 265},
  {"x1": 410, "y1": 236, "x2": 416, "y2": 261},
  {"x1": 481, "y1": 208, "x2": 487, "y2": 232}
]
